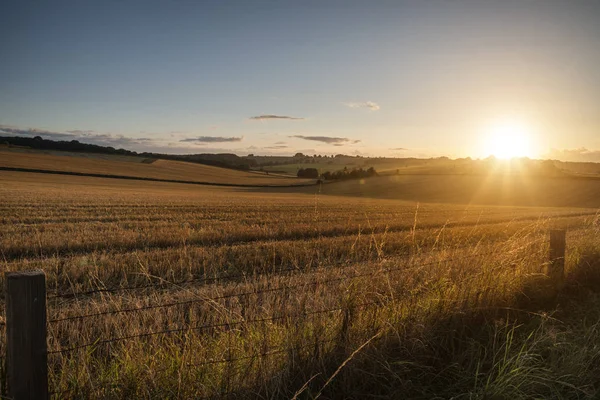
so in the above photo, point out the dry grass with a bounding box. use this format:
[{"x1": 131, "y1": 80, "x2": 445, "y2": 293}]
[
  {"x1": 0, "y1": 149, "x2": 313, "y2": 186},
  {"x1": 1, "y1": 171, "x2": 600, "y2": 399}
]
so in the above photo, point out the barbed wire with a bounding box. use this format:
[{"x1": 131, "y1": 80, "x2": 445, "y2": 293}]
[
  {"x1": 47, "y1": 238, "x2": 546, "y2": 301},
  {"x1": 47, "y1": 265, "x2": 305, "y2": 300},
  {"x1": 44, "y1": 245, "x2": 554, "y2": 355},
  {"x1": 48, "y1": 249, "x2": 507, "y2": 324},
  {"x1": 48, "y1": 300, "x2": 381, "y2": 355},
  {"x1": 47, "y1": 336, "x2": 345, "y2": 398},
  {"x1": 39, "y1": 239, "x2": 551, "y2": 397}
]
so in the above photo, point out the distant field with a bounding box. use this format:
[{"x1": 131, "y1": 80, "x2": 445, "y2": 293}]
[
  {"x1": 259, "y1": 158, "x2": 470, "y2": 175},
  {"x1": 2, "y1": 170, "x2": 592, "y2": 260},
  {"x1": 0, "y1": 148, "x2": 314, "y2": 186},
  {"x1": 272, "y1": 173, "x2": 600, "y2": 208},
  {"x1": 259, "y1": 157, "x2": 600, "y2": 178}
]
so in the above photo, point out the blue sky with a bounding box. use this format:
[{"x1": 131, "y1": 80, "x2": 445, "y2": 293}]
[{"x1": 1, "y1": 1, "x2": 599, "y2": 159}]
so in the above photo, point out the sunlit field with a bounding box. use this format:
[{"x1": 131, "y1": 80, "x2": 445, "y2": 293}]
[
  {"x1": 0, "y1": 149, "x2": 314, "y2": 187},
  {"x1": 2, "y1": 171, "x2": 600, "y2": 398}
]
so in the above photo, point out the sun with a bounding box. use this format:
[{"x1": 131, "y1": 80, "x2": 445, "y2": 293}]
[{"x1": 483, "y1": 120, "x2": 533, "y2": 159}]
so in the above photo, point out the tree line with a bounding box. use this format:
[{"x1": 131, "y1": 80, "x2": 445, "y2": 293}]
[{"x1": 297, "y1": 166, "x2": 378, "y2": 180}]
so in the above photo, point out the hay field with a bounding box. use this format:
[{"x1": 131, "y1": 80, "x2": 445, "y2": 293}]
[
  {"x1": 0, "y1": 149, "x2": 313, "y2": 186},
  {"x1": 1, "y1": 171, "x2": 600, "y2": 398}
]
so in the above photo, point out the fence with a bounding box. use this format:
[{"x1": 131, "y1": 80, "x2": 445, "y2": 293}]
[{"x1": 1, "y1": 230, "x2": 567, "y2": 400}]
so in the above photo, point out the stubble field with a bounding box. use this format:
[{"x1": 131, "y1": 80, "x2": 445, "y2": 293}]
[{"x1": 1, "y1": 170, "x2": 600, "y2": 399}]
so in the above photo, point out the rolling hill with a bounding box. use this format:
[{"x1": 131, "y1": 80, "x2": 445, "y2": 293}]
[{"x1": 0, "y1": 148, "x2": 314, "y2": 187}]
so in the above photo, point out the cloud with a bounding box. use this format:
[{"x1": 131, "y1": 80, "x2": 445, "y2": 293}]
[
  {"x1": 66, "y1": 130, "x2": 96, "y2": 135},
  {"x1": 179, "y1": 136, "x2": 243, "y2": 143},
  {"x1": 290, "y1": 135, "x2": 360, "y2": 145},
  {"x1": 248, "y1": 115, "x2": 304, "y2": 121},
  {"x1": 545, "y1": 148, "x2": 600, "y2": 163},
  {"x1": 0, "y1": 124, "x2": 156, "y2": 147},
  {"x1": 390, "y1": 147, "x2": 408, "y2": 151},
  {"x1": 0, "y1": 125, "x2": 76, "y2": 140},
  {"x1": 274, "y1": 141, "x2": 287, "y2": 145},
  {"x1": 344, "y1": 101, "x2": 380, "y2": 111},
  {"x1": 0, "y1": 124, "x2": 255, "y2": 155},
  {"x1": 264, "y1": 145, "x2": 288, "y2": 149}
]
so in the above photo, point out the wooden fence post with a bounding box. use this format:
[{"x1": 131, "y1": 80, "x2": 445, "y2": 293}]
[
  {"x1": 5, "y1": 270, "x2": 48, "y2": 400},
  {"x1": 548, "y1": 230, "x2": 566, "y2": 290}
]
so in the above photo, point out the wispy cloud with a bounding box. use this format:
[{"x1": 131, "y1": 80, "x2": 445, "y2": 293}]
[
  {"x1": 249, "y1": 115, "x2": 304, "y2": 121},
  {"x1": 264, "y1": 145, "x2": 288, "y2": 149},
  {"x1": 290, "y1": 135, "x2": 361, "y2": 145},
  {"x1": 0, "y1": 124, "x2": 155, "y2": 147},
  {"x1": 0, "y1": 125, "x2": 76, "y2": 140},
  {"x1": 66, "y1": 130, "x2": 96, "y2": 135},
  {"x1": 179, "y1": 136, "x2": 243, "y2": 143},
  {"x1": 390, "y1": 147, "x2": 408, "y2": 151},
  {"x1": 344, "y1": 101, "x2": 380, "y2": 111},
  {"x1": 0, "y1": 124, "x2": 254, "y2": 155}
]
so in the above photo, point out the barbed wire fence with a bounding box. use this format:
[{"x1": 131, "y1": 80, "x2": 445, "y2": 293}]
[{"x1": 0, "y1": 231, "x2": 565, "y2": 400}]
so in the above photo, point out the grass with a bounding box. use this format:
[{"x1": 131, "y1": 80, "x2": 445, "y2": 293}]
[
  {"x1": 1, "y1": 170, "x2": 600, "y2": 398},
  {"x1": 0, "y1": 149, "x2": 313, "y2": 186}
]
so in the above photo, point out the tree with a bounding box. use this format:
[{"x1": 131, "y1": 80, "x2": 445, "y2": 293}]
[{"x1": 297, "y1": 168, "x2": 319, "y2": 179}]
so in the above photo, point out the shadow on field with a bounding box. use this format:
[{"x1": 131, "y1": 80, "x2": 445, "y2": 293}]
[
  {"x1": 220, "y1": 252, "x2": 600, "y2": 399},
  {"x1": 246, "y1": 174, "x2": 600, "y2": 209}
]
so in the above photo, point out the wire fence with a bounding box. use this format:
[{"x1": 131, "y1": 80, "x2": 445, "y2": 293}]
[
  {"x1": 48, "y1": 247, "x2": 514, "y2": 324},
  {"x1": 46, "y1": 242, "x2": 549, "y2": 355},
  {"x1": 2, "y1": 232, "x2": 561, "y2": 399},
  {"x1": 47, "y1": 238, "x2": 547, "y2": 301}
]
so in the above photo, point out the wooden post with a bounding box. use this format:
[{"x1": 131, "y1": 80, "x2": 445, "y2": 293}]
[
  {"x1": 5, "y1": 270, "x2": 48, "y2": 400},
  {"x1": 548, "y1": 230, "x2": 566, "y2": 290}
]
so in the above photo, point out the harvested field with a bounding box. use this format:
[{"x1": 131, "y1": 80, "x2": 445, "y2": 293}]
[
  {"x1": 0, "y1": 149, "x2": 314, "y2": 186},
  {"x1": 1, "y1": 171, "x2": 600, "y2": 399}
]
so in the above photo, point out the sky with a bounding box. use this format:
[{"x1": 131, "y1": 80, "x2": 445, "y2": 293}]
[{"x1": 1, "y1": 0, "x2": 599, "y2": 160}]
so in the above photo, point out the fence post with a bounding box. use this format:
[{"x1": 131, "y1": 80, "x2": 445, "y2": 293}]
[
  {"x1": 548, "y1": 230, "x2": 566, "y2": 290},
  {"x1": 5, "y1": 270, "x2": 48, "y2": 400}
]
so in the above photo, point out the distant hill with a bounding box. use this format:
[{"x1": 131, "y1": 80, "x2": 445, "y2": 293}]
[
  {"x1": 0, "y1": 136, "x2": 256, "y2": 171},
  {"x1": 0, "y1": 148, "x2": 315, "y2": 187}
]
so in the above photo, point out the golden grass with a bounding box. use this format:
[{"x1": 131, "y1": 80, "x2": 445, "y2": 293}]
[
  {"x1": 0, "y1": 149, "x2": 314, "y2": 186},
  {"x1": 1, "y1": 171, "x2": 600, "y2": 398}
]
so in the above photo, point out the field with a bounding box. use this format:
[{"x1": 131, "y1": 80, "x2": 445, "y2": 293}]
[
  {"x1": 258, "y1": 158, "x2": 442, "y2": 175},
  {"x1": 257, "y1": 156, "x2": 600, "y2": 178},
  {"x1": 0, "y1": 149, "x2": 314, "y2": 186},
  {"x1": 297, "y1": 174, "x2": 600, "y2": 208},
  {"x1": 1, "y1": 169, "x2": 600, "y2": 399}
]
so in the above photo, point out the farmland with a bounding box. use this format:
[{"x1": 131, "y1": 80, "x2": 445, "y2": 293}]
[
  {"x1": 288, "y1": 173, "x2": 600, "y2": 208},
  {"x1": 0, "y1": 148, "x2": 314, "y2": 186},
  {"x1": 1, "y1": 168, "x2": 600, "y2": 398},
  {"x1": 256, "y1": 157, "x2": 452, "y2": 176}
]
